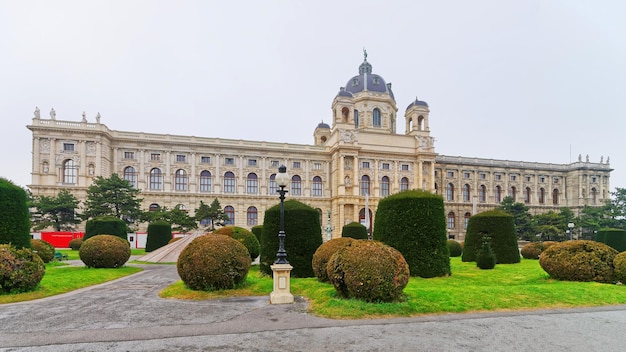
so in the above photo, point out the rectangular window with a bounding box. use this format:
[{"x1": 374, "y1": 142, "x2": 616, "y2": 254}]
[
  {"x1": 271, "y1": 160, "x2": 280, "y2": 168},
  {"x1": 382, "y1": 163, "x2": 390, "y2": 170},
  {"x1": 201, "y1": 156, "x2": 211, "y2": 164},
  {"x1": 447, "y1": 171, "x2": 454, "y2": 178},
  {"x1": 540, "y1": 176, "x2": 545, "y2": 183},
  {"x1": 479, "y1": 173, "x2": 486, "y2": 180},
  {"x1": 248, "y1": 159, "x2": 257, "y2": 167},
  {"x1": 124, "y1": 152, "x2": 134, "y2": 159},
  {"x1": 63, "y1": 143, "x2": 75, "y2": 152},
  {"x1": 495, "y1": 174, "x2": 502, "y2": 181},
  {"x1": 401, "y1": 164, "x2": 409, "y2": 171},
  {"x1": 525, "y1": 176, "x2": 531, "y2": 182},
  {"x1": 361, "y1": 161, "x2": 370, "y2": 169},
  {"x1": 463, "y1": 172, "x2": 470, "y2": 179},
  {"x1": 510, "y1": 175, "x2": 516, "y2": 181},
  {"x1": 553, "y1": 177, "x2": 559, "y2": 184},
  {"x1": 292, "y1": 161, "x2": 301, "y2": 169},
  {"x1": 176, "y1": 154, "x2": 186, "y2": 162},
  {"x1": 225, "y1": 157, "x2": 235, "y2": 165},
  {"x1": 592, "y1": 176, "x2": 597, "y2": 183},
  {"x1": 313, "y1": 162, "x2": 322, "y2": 170},
  {"x1": 150, "y1": 153, "x2": 160, "y2": 161}
]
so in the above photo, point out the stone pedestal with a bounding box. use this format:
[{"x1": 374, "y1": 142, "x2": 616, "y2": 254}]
[{"x1": 270, "y1": 263, "x2": 294, "y2": 304}]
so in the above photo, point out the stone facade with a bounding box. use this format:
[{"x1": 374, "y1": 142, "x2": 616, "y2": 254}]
[{"x1": 27, "y1": 56, "x2": 612, "y2": 240}]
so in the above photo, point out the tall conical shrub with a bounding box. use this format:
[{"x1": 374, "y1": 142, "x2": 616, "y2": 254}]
[
  {"x1": 0, "y1": 178, "x2": 31, "y2": 249},
  {"x1": 146, "y1": 220, "x2": 172, "y2": 252}
]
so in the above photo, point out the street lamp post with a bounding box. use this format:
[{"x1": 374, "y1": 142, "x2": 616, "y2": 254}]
[
  {"x1": 568, "y1": 222, "x2": 575, "y2": 240},
  {"x1": 270, "y1": 165, "x2": 294, "y2": 304}
]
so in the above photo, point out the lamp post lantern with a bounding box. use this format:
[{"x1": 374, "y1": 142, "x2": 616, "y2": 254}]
[
  {"x1": 274, "y1": 165, "x2": 290, "y2": 264},
  {"x1": 270, "y1": 165, "x2": 294, "y2": 304},
  {"x1": 568, "y1": 222, "x2": 575, "y2": 240}
]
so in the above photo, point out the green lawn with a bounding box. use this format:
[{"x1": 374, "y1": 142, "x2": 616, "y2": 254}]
[{"x1": 160, "y1": 257, "x2": 626, "y2": 319}]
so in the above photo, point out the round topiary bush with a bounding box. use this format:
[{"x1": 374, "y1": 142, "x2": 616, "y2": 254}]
[
  {"x1": 462, "y1": 210, "x2": 520, "y2": 264},
  {"x1": 521, "y1": 242, "x2": 545, "y2": 259},
  {"x1": 213, "y1": 226, "x2": 260, "y2": 261},
  {"x1": 341, "y1": 222, "x2": 368, "y2": 239},
  {"x1": 31, "y1": 239, "x2": 55, "y2": 263},
  {"x1": 145, "y1": 220, "x2": 172, "y2": 252},
  {"x1": 69, "y1": 238, "x2": 83, "y2": 250},
  {"x1": 312, "y1": 237, "x2": 356, "y2": 282},
  {"x1": 177, "y1": 234, "x2": 251, "y2": 291},
  {"x1": 614, "y1": 252, "x2": 626, "y2": 284},
  {"x1": 327, "y1": 240, "x2": 409, "y2": 302},
  {"x1": 79, "y1": 235, "x2": 131, "y2": 268},
  {"x1": 0, "y1": 178, "x2": 31, "y2": 249},
  {"x1": 476, "y1": 239, "x2": 496, "y2": 270},
  {"x1": 447, "y1": 240, "x2": 463, "y2": 257},
  {"x1": 539, "y1": 240, "x2": 617, "y2": 283},
  {"x1": 0, "y1": 244, "x2": 45, "y2": 293},
  {"x1": 373, "y1": 190, "x2": 450, "y2": 278},
  {"x1": 84, "y1": 217, "x2": 128, "y2": 242}
]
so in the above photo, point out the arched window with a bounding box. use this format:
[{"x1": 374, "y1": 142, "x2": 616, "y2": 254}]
[
  {"x1": 552, "y1": 189, "x2": 559, "y2": 205},
  {"x1": 524, "y1": 187, "x2": 531, "y2": 204},
  {"x1": 175, "y1": 169, "x2": 188, "y2": 191},
  {"x1": 373, "y1": 108, "x2": 381, "y2": 127},
  {"x1": 291, "y1": 175, "x2": 301, "y2": 195},
  {"x1": 400, "y1": 177, "x2": 409, "y2": 191},
  {"x1": 360, "y1": 175, "x2": 370, "y2": 196},
  {"x1": 62, "y1": 159, "x2": 77, "y2": 184},
  {"x1": 312, "y1": 176, "x2": 323, "y2": 196},
  {"x1": 149, "y1": 168, "x2": 162, "y2": 190},
  {"x1": 246, "y1": 173, "x2": 258, "y2": 194},
  {"x1": 479, "y1": 185, "x2": 486, "y2": 202},
  {"x1": 199, "y1": 170, "x2": 212, "y2": 192},
  {"x1": 447, "y1": 212, "x2": 456, "y2": 229},
  {"x1": 123, "y1": 166, "x2": 137, "y2": 188},
  {"x1": 223, "y1": 172, "x2": 235, "y2": 193},
  {"x1": 446, "y1": 183, "x2": 454, "y2": 201},
  {"x1": 269, "y1": 174, "x2": 277, "y2": 194},
  {"x1": 539, "y1": 188, "x2": 546, "y2": 204},
  {"x1": 224, "y1": 206, "x2": 235, "y2": 225},
  {"x1": 380, "y1": 176, "x2": 390, "y2": 197},
  {"x1": 434, "y1": 182, "x2": 439, "y2": 195},
  {"x1": 359, "y1": 208, "x2": 373, "y2": 231},
  {"x1": 509, "y1": 186, "x2": 517, "y2": 202},
  {"x1": 354, "y1": 110, "x2": 359, "y2": 128},
  {"x1": 247, "y1": 206, "x2": 258, "y2": 226},
  {"x1": 149, "y1": 203, "x2": 160, "y2": 212},
  {"x1": 464, "y1": 212, "x2": 471, "y2": 229},
  {"x1": 591, "y1": 187, "x2": 597, "y2": 204},
  {"x1": 462, "y1": 184, "x2": 470, "y2": 202},
  {"x1": 341, "y1": 107, "x2": 349, "y2": 122},
  {"x1": 495, "y1": 185, "x2": 502, "y2": 203}
]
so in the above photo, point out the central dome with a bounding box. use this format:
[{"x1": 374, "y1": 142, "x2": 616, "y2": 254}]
[{"x1": 338, "y1": 53, "x2": 395, "y2": 100}]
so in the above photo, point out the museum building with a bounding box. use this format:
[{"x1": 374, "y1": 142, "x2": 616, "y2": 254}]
[{"x1": 27, "y1": 55, "x2": 613, "y2": 240}]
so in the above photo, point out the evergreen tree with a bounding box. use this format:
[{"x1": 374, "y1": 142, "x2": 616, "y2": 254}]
[
  {"x1": 497, "y1": 196, "x2": 534, "y2": 240},
  {"x1": 82, "y1": 174, "x2": 143, "y2": 229},
  {"x1": 31, "y1": 189, "x2": 81, "y2": 231},
  {"x1": 194, "y1": 198, "x2": 227, "y2": 230}
]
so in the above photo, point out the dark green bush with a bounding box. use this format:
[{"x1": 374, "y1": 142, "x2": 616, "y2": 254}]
[
  {"x1": 614, "y1": 252, "x2": 626, "y2": 284},
  {"x1": 341, "y1": 222, "x2": 368, "y2": 239},
  {"x1": 260, "y1": 199, "x2": 323, "y2": 277},
  {"x1": 373, "y1": 190, "x2": 450, "y2": 278},
  {"x1": 326, "y1": 240, "x2": 409, "y2": 302},
  {"x1": 597, "y1": 228, "x2": 626, "y2": 252},
  {"x1": 79, "y1": 235, "x2": 131, "y2": 268},
  {"x1": 462, "y1": 210, "x2": 520, "y2": 264},
  {"x1": 84, "y1": 217, "x2": 128, "y2": 242},
  {"x1": 251, "y1": 225, "x2": 263, "y2": 244},
  {"x1": 145, "y1": 221, "x2": 172, "y2": 252},
  {"x1": 476, "y1": 239, "x2": 496, "y2": 270},
  {"x1": 312, "y1": 237, "x2": 355, "y2": 282},
  {"x1": 447, "y1": 240, "x2": 463, "y2": 257},
  {"x1": 213, "y1": 226, "x2": 260, "y2": 260},
  {"x1": 0, "y1": 244, "x2": 45, "y2": 293},
  {"x1": 177, "y1": 234, "x2": 250, "y2": 291},
  {"x1": 0, "y1": 178, "x2": 31, "y2": 249},
  {"x1": 31, "y1": 239, "x2": 55, "y2": 263},
  {"x1": 521, "y1": 242, "x2": 544, "y2": 259},
  {"x1": 69, "y1": 238, "x2": 83, "y2": 250},
  {"x1": 539, "y1": 240, "x2": 617, "y2": 283}
]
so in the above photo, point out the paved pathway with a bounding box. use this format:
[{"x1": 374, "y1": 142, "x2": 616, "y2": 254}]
[{"x1": 2, "y1": 264, "x2": 626, "y2": 351}]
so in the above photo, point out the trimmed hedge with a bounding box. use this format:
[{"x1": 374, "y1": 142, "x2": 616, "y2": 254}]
[
  {"x1": 341, "y1": 222, "x2": 368, "y2": 239},
  {"x1": 520, "y1": 242, "x2": 557, "y2": 259},
  {"x1": 260, "y1": 199, "x2": 323, "y2": 278},
  {"x1": 0, "y1": 244, "x2": 45, "y2": 293},
  {"x1": 251, "y1": 225, "x2": 263, "y2": 244},
  {"x1": 31, "y1": 239, "x2": 55, "y2": 263},
  {"x1": 312, "y1": 237, "x2": 355, "y2": 282},
  {"x1": 539, "y1": 240, "x2": 617, "y2": 283},
  {"x1": 0, "y1": 178, "x2": 31, "y2": 249},
  {"x1": 84, "y1": 217, "x2": 128, "y2": 242},
  {"x1": 69, "y1": 238, "x2": 83, "y2": 250},
  {"x1": 462, "y1": 210, "x2": 520, "y2": 264},
  {"x1": 447, "y1": 240, "x2": 463, "y2": 257},
  {"x1": 79, "y1": 235, "x2": 131, "y2": 268},
  {"x1": 177, "y1": 234, "x2": 250, "y2": 291},
  {"x1": 596, "y1": 228, "x2": 626, "y2": 253},
  {"x1": 373, "y1": 190, "x2": 450, "y2": 278},
  {"x1": 213, "y1": 226, "x2": 260, "y2": 260},
  {"x1": 476, "y1": 239, "x2": 496, "y2": 270},
  {"x1": 145, "y1": 221, "x2": 172, "y2": 252},
  {"x1": 326, "y1": 240, "x2": 409, "y2": 302}
]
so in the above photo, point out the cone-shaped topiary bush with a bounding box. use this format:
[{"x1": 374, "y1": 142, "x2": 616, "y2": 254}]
[
  {"x1": 177, "y1": 234, "x2": 250, "y2": 291},
  {"x1": 341, "y1": 222, "x2": 368, "y2": 239},
  {"x1": 462, "y1": 210, "x2": 520, "y2": 264},
  {"x1": 447, "y1": 240, "x2": 463, "y2": 257},
  {"x1": 312, "y1": 237, "x2": 356, "y2": 282},
  {"x1": 476, "y1": 238, "x2": 496, "y2": 270},
  {"x1": 539, "y1": 240, "x2": 617, "y2": 283},
  {"x1": 0, "y1": 244, "x2": 45, "y2": 293},
  {"x1": 251, "y1": 225, "x2": 263, "y2": 244},
  {"x1": 31, "y1": 239, "x2": 55, "y2": 263},
  {"x1": 327, "y1": 240, "x2": 409, "y2": 302},
  {"x1": 69, "y1": 238, "x2": 83, "y2": 250},
  {"x1": 79, "y1": 235, "x2": 131, "y2": 268},
  {"x1": 260, "y1": 199, "x2": 323, "y2": 277},
  {"x1": 373, "y1": 190, "x2": 450, "y2": 278},
  {"x1": 0, "y1": 178, "x2": 31, "y2": 249},
  {"x1": 213, "y1": 226, "x2": 260, "y2": 260},
  {"x1": 84, "y1": 216, "x2": 128, "y2": 242},
  {"x1": 145, "y1": 220, "x2": 172, "y2": 252}
]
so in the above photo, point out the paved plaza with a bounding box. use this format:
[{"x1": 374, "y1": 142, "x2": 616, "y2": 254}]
[{"x1": 1, "y1": 262, "x2": 626, "y2": 351}]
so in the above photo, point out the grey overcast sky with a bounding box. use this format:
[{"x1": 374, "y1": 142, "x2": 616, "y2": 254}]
[{"x1": 1, "y1": 0, "x2": 625, "y2": 191}]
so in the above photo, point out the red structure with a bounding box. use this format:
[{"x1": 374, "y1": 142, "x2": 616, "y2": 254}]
[{"x1": 41, "y1": 232, "x2": 84, "y2": 248}]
